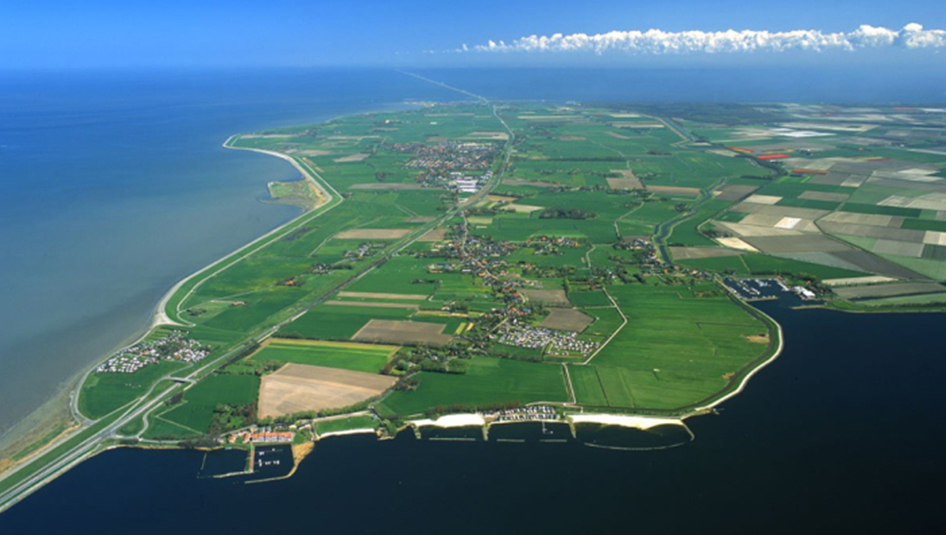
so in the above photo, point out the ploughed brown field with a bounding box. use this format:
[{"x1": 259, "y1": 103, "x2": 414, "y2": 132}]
[
  {"x1": 258, "y1": 363, "x2": 396, "y2": 418},
  {"x1": 334, "y1": 228, "x2": 412, "y2": 240},
  {"x1": 647, "y1": 185, "x2": 701, "y2": 197},
  {"x1": 418, "y1": 228, "x2": 448, "y2": 242},
  {"x1": 670, "y1": 246, "x2": 743, "y2": 260},
  {"x1": 607, "y1": 169, "x2": 642, "y2": 189},
  {"x1": 521, "y1": 288, "x2": 570, "y2": 306},
  {"x1": 539, "y1": 308, "x2": 594, "y2": 332},
  {"x1": 324, "y1": 300, "x2": 419, "y2": 309},
  {"x1": 337, "y1": 291, "x2": 429, "y2": 300},
  {"x1": 352, "y1": 319, "x2": 453, "y2": 346}
]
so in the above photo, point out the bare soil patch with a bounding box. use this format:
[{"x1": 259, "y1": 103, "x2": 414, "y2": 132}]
[
  {"x1": 464, "y1": 131, "x2": 509, "y2": 140},
  {"x1": 607, "y1": 169, "x2": 642, "y2": 189},
  {"x1": 671, "y1": 247, "x2": 744, "y2": 260},
  {"x1": 714, "y1": 184, "x2": 759, "y2": 201},
  {"x1": 352, "y1": 320, "x2": 453, "y2": 346},
  {"x1": 418, "y1": 228, "x2": 448, "y2": 242},
  {"x1": 502, "y1": 203, "x2": 544, "y2": 213},
  {"x1": 333, "y1": 153, "x2": 370, "y2": 163},
  {"x1": 338, "y1": 291, "x2": 429, "y2": 300},
  {"x1": 325, "y1": 300, "x2": 419, "y2": 309},
  {"x1": 522, "y1": 288, "x2": 570, "y2": 306},
  {"x1": 539, "y1": 308, "x2": 594, "y2": 332},
  {"x1": 259, "y1": 363, "x2": 396, "y2": 419},
  {"x1": 743, "y1": 194, "x2": 783, "y2": 205},
  {"x1": 334, "y1": 228, "x2": 412, "y2": 240},
  {"x1": 647, "y1": 185, "x2": 701, "y2": 197},
  {"x1": 833, "y1": 282, "x2": 946, "y2": 299},
  {"x1": 745, "y1": 334, "x2": 769, "y2": 344}
]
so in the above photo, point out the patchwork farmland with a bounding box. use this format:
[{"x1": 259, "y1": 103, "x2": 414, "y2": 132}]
[{"x1": 49, "y1": 102, "x2": 946, "y2": 498}]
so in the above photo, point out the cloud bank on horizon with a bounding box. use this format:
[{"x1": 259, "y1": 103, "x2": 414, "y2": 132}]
[{"x1": 463, "y1": 23, "x2": 946, "y2": 55}]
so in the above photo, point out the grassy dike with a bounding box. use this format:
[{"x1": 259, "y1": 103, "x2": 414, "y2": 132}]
[{"x1": 0, "y1": 145, "x2": 346, "y2": 512}]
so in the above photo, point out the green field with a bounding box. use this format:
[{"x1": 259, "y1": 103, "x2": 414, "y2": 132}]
[
  {"x1": 378, "y1": 357, "x2": 569, "y2": 417},
  {"x1": 568, "y1": 365, "x2": 609, "y2": 406},
  {"x1": 79, "y1": 361, "x2": 188, "y2": 420},
  {"x1": 159, "y1": 374, "x2": 259, "y2": 434},
  {"x1": 587, "y1": 284, "x2": 772, "y2": 410},
  {"x1": 567, "y1": 290, "x2": 612, "y2": 307},
  {"x1": 250, "y1": 340, "x2": 394, "y2": 373},
  {"x1": 841, "y1": 203, "x2": 922, "y2": 218},
  {"x1": 316, "y1": 415, "x2": 379, "y2": 435},
  {"x1": 279, "y1": 304, "x2": 414, "y2": 340}
]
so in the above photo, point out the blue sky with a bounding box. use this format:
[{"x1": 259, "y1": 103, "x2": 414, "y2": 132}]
[{"x1": 2, "y1": 0, "x2": 945, "y2": 68}]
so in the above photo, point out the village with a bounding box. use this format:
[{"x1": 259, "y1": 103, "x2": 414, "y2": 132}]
[
  {"x1": 394, "y1": 140, "x2": 498, "y2": 173},
  {"x1": 496, "y1": 325, "x2": 599, "y2": 358},
  {"x1": 388, "y1": 139, "x2": 496, "y2": 193},
  {"x1": 95, "y1": 331, "x2": 209, "y2": 374}
]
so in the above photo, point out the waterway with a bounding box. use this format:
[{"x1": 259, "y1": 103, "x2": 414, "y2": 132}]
[{"x1": 1, "y1": 301, "x2": 944, "y2": 533}]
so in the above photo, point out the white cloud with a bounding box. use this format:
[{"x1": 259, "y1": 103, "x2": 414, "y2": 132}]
[{"x1": 466, "y1": 24, "x2": 946, "y2": 54}]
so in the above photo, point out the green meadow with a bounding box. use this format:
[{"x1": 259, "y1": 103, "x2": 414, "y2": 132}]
[
  {"x1": 378, "y1": 357, "x2": 569, "y2": 417},
  {"x1": 250, "y1": 340, "x2": 393, "y2": 373}
]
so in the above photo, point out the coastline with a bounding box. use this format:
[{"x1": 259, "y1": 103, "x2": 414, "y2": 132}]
[
  {"x1": 0, "y1": 134, "x2": 339, "y2": 487},
  {"x1": 0, "y1": 100, "x2": 795, "y2": 514},
  {"x1": 690, "y1": 303, "x2": 785, "y2": 415}
]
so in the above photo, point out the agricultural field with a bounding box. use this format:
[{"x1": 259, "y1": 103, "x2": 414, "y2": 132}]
[
  {"x1": 76, "y1": 101, "x2": 946, "y2": 450},
  {"x1": 377, "y1": 357, "x2": 570, "y2": 417},
  {"x1": 575, "y1": 284, "x2": 772, "y2": 411},
  {"x1": 691, "y1": 104, "x2": 946, "y2": 300},
  {"x1": 259, "y1": 364, "x2": 396, "y2": 419},
  {"x1": 249, "y1": 339, "x2": 397, "y2": 373},
  {"x1": 79, "y1": 361, "x2": 188, "y2": 420},
  {"x1": 153, "y1": 374, "x2": 259, "y2": 437}
]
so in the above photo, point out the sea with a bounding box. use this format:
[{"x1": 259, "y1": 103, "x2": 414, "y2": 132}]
[{"x1": 1, "y1": 66, "x2": 946, "y2": 531}]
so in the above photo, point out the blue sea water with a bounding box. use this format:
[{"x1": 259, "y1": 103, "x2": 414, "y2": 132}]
[{"x1": 0, "y1": 69, "x2": 460, "y2": 435}]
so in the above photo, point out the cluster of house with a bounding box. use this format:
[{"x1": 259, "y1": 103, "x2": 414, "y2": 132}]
[
  {"x1": 545, "y1": 331, "x2": 599, "y2": 357},
  {"x1": 394, "y1": 141, "x2": 496, "y2": 173},
  {"x1": 228, "y1": 430, "x2": 294, "y2": 444},
  {"x1": 95, "y1": 331, "x2": 208, "y2": 374},
  {"x1": 526, "y1": 235, "x2": 582, "y2": 254},
  {"x1": 492, "y1": 405, "x2": 559, "y2": 422},
  {"x1": 498, "y1": 326, "x2": 599, "y2": 357},
  {"x1": 344, "y1": 242, "x2": 379, "y2": 261}
]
